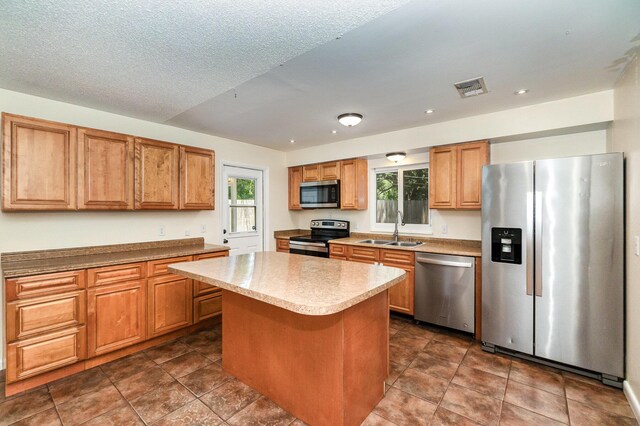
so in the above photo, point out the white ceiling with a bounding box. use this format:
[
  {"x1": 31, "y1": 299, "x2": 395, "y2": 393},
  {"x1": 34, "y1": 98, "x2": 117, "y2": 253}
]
[{"x1": 1, "y1": 0, "x2": 639, "y2": 151}]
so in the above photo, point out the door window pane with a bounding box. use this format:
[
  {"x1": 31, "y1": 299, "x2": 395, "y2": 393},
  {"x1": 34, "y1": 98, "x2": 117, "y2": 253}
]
[
  {"x1": 376, "y1": 171, "x2": 398, "y2": 223},
  {"x1": 229, "y1": 206, "x2": 256, "y2": 233},
  {"x1": 228, "y1": 178, "x2": 255, "y2": 204},
  {"x1": 228, "y1": 177, "x2": 257, "y2": 233},
  {"x1": 403, "y1": 168, "x2": 429, "y2": 224}
]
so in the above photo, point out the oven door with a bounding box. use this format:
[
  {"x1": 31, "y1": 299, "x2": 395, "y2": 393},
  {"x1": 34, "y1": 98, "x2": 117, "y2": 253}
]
[
  {"x1": 289, "y1": 241, "x2": 329, "y2": 258},
  {"x1": 300, "y1": 180, "x2": 340, "y2": 209}
]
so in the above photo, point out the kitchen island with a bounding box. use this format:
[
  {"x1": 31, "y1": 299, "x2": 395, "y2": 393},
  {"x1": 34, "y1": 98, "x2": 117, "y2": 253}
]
[{"x1": 169, "y1": 251, "x2": 406, "y2": 426}]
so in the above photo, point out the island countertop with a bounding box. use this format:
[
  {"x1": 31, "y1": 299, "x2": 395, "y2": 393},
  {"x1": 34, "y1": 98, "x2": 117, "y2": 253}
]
[{"x1": 169, "y1": 251, "x2": 406, "y2": 316}]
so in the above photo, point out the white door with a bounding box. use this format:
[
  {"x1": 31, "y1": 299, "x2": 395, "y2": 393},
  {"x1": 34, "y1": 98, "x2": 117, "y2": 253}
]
[{"x1": 222, "y1": 165, "x2": 264, "y2": 255}]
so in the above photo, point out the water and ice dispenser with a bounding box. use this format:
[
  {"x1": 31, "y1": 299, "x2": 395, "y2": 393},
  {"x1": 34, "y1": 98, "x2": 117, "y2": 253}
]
[{"x1": 491, "y1": 228, "x2": 522, "y2": 264}]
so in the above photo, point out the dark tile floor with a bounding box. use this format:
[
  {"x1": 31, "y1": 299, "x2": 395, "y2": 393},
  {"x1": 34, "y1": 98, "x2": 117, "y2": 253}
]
[{"x1": 0, "y1": 317, "x2": 637, "y2": 425}]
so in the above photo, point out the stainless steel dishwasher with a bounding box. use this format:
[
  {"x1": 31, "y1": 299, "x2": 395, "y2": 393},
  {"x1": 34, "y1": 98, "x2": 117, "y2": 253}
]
[{"x1": 414, "y1": 252, "x2": 475, "y2": 333}]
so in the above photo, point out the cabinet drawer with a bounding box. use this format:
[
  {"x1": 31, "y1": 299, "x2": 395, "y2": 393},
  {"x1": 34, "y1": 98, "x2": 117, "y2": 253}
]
[
  {"x1": 88, "y1": 262, "x2": 146, "y2": 287},
  {"x1": 6, "y1": 270, "x2": 86, "y2": 302},
  {"x1": 193, "y1": 252, "x2": 227, "y2": 296},
  {"x1": 276, "y1": 238, "x2": 290, "y2": 252},
  {"x1": 6, "y1": 326, "x2": 86, "y2": 383},
  {"x1": 195, "y1": 251, "x2": 228, "y2": 261},
  {"x1": 329, "y1": 244, "x2": 347, "y2": 257},
  {"x1": 194, "y1": 294, "x2": 222, "y2": 322},
  {"x1": 7, "y1": 291, "x2": 86, "y2": 342},
  {"x1": 147, "y1": 256, "x2": 193, "y2": 277},
  {"x1": 380, "y1": 249, "x2": 415, "y2": 266},
  {"x1": 348, "y1": 246, "x2": 379, "y2": 262}
]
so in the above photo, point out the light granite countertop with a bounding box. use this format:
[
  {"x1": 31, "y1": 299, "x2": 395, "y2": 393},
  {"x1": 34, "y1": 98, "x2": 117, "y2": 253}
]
[
  {"x1": 169, "y1": 251, "x2": 406, "y2": 316},
  {"x1": 329, "y1": 236, "x2": 481, "y2": 257}
]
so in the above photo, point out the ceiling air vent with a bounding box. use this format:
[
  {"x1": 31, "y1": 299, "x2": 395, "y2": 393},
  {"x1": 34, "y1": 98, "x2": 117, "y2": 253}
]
[{"x1": 454, "y1": 77, "x2": 488, "y2": 98}]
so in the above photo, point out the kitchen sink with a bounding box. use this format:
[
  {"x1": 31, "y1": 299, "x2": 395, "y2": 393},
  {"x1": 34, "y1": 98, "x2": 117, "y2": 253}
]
[
  {"x1": 386, "y1": 241, "x2": 424, "y2": 247},
  {"x1": 358, "y1": 239, "x2": 395, "y2": 244}
]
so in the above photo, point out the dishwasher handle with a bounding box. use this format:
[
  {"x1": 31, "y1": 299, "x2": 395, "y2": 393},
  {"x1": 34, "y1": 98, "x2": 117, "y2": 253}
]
[{"x1": 416, "y1": 257, "x2": 473, "y2": 268}]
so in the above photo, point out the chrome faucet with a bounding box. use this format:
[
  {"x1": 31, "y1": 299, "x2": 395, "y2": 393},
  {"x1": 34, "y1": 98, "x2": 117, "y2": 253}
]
[{"x1": 392, "y1": 210, "x2": 405, "y2": 242}]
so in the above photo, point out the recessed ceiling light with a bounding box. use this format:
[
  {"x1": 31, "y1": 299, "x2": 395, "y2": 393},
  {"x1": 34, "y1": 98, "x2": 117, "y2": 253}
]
[
  {"x1": 331, "y1": 130, "x2": 337, "y2": 134},
  {"x1": 514, "y1": 89, "x2": 529, "y2": 95},
  {"x1": 337, "y1": 113, "x2": 363, "y2": 127},
  {"x1": 425, "y1": 109, "x2": 434, "y2": 114},
  {"x1": 290, "y1": 139, "x2": 295, "y2": 144}
]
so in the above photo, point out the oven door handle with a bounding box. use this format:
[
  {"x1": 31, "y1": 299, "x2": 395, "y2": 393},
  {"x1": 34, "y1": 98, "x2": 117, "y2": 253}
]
[{"x1": 289, "y1": 241, "x2": 327, "y2": 248}]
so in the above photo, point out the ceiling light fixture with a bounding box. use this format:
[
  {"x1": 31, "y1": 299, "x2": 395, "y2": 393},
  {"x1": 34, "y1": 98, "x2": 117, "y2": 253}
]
[
  {"x1": 386, "y1": 152, "x2": 406, "y2": 163},
  {"x1": 337, "y1": 113, "x2": 363, "y2": 127},
  {"x1": 332, "y1": 130, "x2": 337, "y2": 134},
  {"x1": 514, "y1": 89, "x2": 529, "y2": 95},
  {"x1": 425, "y1": 109, "x2": 434, "y2": 114},
  {"x1": 290, "y1": 139, "x2": 295, "y2": 144}
]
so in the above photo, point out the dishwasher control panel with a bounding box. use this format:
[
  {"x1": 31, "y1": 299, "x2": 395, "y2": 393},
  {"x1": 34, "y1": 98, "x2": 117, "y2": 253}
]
[{"x1": 491, "y1": 228, "x2": 522, "y2": 264}]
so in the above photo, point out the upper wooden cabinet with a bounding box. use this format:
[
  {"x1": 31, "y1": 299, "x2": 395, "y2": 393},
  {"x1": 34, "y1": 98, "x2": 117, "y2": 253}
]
[
  {"x1": 429, "y1": 140, "x2": 489, "y2": 210},
  {"x1": 340, "y1": 158, "x2": 368, "y2": 210},
  {"x1": 302, "y1": 161, "x2": 340, "y2": 182},
  {"x1": 78, "y1": 128, "x2": 134, "y2": 210},
  {"x1": 288, "y1": 166, "x2": 302, "y2": 210},
  {"x1": 2, "y1": 113, "x2": 77, "y2": 210},
  {"x1": 179, "y1": 146, "x2": 215, "y2": 210},
  {"x1": 134, "y1": 138, "x2": 180, "y2": 210}
]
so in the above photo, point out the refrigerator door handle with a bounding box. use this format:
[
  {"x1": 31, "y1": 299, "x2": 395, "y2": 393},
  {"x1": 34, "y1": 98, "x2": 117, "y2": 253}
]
[
  {"x1": 526, "y1": 191, "x2": 534, "y2": 296},
  {"x1": 535, "y1": 191, "x2": 543, "y2": 297}
]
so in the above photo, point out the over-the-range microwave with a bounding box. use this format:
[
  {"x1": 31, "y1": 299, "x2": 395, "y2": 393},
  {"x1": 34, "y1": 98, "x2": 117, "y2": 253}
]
[{"x1": 300, "y1": 180, "x2": 340, "y2": 209}]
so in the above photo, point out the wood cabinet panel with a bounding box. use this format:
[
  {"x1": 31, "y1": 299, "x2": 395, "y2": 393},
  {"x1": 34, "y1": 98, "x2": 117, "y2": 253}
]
[
  {"x1": 194, "y1": 293, "x2": 222, "y2": 322},
  {"x1": 77, "y1": 128, "x2": 134, "y2": 210},
  {"x1": 147, "y1": 276, "x2": 193, "y2": 337},
  {"x1": 88, "y1": 262, "x2": 146, "y2": 287},
  {"x1": 6, "y1": 326, "x2": 86, "y2": 383},
  {"x1": 288, "y1": 167, "x2": 302, "y2": 210},
  {"x1": 6, "y1": 270, "x2": 86, "y2": 302},
  {"x1": 276, "y1": 238, "x2": 290, "y2": 253},
  {"x1": 147, "y1": 256, "x2": 193, "y2": 277},
  {"x1": 456, "y1": 141, "x2": 489, "y2": 209},
  {"x1": 302, "y1": 164, "x2": 319, "y2": 182},
  {"x1": 429, "y1": 145, "x2": 457, "y2": 209},
  {"x1": 379, "y1": 249, "x2": 415, "y2": 266},
  {"x1": 348, "y1": 246, "x2": 379, "y2": 263},
  {"x1": 2, "y1": 113, "x2": 77, "y2": 211},
  {"x1": 340, "y1": 159, "x2": 368, "y2": 210},
  {"x1": 193, "y1": 252, "x2": 227, "y2": 296},
  {"x1": 319, "y1": 161, "x2": 340, "y2": 180},
  {"x1": 7, "y1": 291, "x2": 86, "y2": 342},
  {"x1": 134, "y1": 138, "x2": 179, "y2": 210},
  {"x1": 87, "y1": 280, "x2": 146, "y2": 357},
  {"x1": 387, "y1": 266, "x2": 414, "y2": 315},
  {"x1": 329, "y1": 244, "x2": 347, "y2": 259},
  {"x1": 179, "y1": 146, "x2": 215, "y2": 210}
]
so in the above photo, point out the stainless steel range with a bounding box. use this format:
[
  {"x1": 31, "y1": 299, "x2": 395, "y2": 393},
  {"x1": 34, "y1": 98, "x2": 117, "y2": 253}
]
[{"x1": 289, "y1": 220, "x2": 350, "y2": 258}]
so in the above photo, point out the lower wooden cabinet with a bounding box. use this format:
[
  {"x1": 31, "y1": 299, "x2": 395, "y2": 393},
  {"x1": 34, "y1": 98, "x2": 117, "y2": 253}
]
[
  {"x1": 87, "y1": 280, "x2": 146, "y2": 357},
  {"x1": 147, "y1": 275, "x2": 193, "y2": 338},
  {"x1": 6, "y1": 326, "x2": 86, "y2": 383},
  {"x1": 275, "y1": 238, "x2": 290, "y2": 253},
  {"x1": 387, "y1": 266, "x2": 415, "y2": 315},
  {"x1": 194, "y1": 293, "x2": 222, "y2": 322},
  {"x1": 193, "y1": 252, "x2": 227, "y2": 296}
]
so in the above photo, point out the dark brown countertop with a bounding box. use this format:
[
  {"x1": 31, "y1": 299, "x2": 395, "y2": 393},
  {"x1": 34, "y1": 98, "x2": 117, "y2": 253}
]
[{"x1": 1, "y1": 238, "x2": 230, "y2": 278}]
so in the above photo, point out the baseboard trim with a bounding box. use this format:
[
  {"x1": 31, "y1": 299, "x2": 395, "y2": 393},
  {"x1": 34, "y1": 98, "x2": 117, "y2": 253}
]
[{"x1": 624, "y1": 380, "x2": 640, "y2": 422}]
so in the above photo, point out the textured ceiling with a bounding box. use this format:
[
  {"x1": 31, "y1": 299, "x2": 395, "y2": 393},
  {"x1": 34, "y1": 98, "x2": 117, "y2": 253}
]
[
  {"x1": 0, "y1": 0, "x2": 410, "y2": 120},
  {"x1": 1, "y1": 0, "x2": 639, "y2": 151}
]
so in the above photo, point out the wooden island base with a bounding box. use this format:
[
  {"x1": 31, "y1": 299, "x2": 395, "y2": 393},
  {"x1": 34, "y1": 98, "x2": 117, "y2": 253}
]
[{"x1": 222, "y1": 289, "x2": 389, "y2": 426}]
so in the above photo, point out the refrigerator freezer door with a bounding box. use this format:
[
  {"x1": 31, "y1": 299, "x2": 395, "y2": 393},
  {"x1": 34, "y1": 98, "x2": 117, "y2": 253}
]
[
  {"x1": 482, "y1": 162, "x2": 534, "y2": 354},
  {"x1": 535, "y1": 153, "x2": 624, "y2": 378}
]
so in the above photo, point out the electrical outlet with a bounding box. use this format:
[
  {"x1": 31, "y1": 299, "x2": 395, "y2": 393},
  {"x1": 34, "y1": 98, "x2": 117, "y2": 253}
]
[
  {"x1": 200, "y1": 224, "x2": 207, "y2": 234},
  {"x1": 635, "y1": 236, "x2": 639, "y2": 256},
  {"x1": 441, "y1": 224, "x2": 448, "y2": 234},
  {"x1": 185, "y1": 229, "x2": 191, "y2": 236},
  {"x1": 158, "y1": 225, "x2": 165, "y2": 236}
]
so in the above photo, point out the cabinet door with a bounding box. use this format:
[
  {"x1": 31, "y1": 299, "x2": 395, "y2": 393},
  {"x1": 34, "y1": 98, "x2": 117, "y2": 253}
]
[
  {"x1": 147, "y1": 276, "x2": 193, "y2": 337},
  {"x1": 275, "y1": 238, "x2": 290, "y2": 253},
  {"x1": 77, "y1": 128, "x2": 134, "y2": 210},
  {"x1": 2, "y1": 113, "x2": 77, "y2": 210},
  {"x1": 180, "y1": 146, "x2": 215, "y2": 210},
  {"x1": 87, "y1": 280, "x2": 146, "y2": 357},
  {"x1": 302, "y1": 164, "x2": 319, "y2": 182},
  {"x1": 319, "y1": 161, "x2": 341, "y2": 180},
  {"x1": 194, "y1": 293, "x2": 222, "y2": 323},
  {"x1": 456, "y1": 141, "x2": 489, "y2": 209},
  {"x1": 388, "y1": 266, "x2": 414, "y2": 315},
  {"x1": 429, "y1": 145, "x2": 457, "y2": 209},
  {"x1": 134, "y1": 138, "x2": 179, "y2": 210},
  {"x1": 288, "y1": 167, "x2": 302, "y2": 210},
  {"x1": 340, "y1": 159, "x2": 368, "y2": 210}
]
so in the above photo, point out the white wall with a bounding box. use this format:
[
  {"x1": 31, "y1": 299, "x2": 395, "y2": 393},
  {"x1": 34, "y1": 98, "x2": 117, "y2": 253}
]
[
  {"x1": 612, "y1": 54, "x2": 640, "y2": 419},
  {"x1": 291, "y1": 129, "x2": 608, "y2": 241},
  {"x1": 0, "y1": 88, "x2": 294, "y2": 369}
]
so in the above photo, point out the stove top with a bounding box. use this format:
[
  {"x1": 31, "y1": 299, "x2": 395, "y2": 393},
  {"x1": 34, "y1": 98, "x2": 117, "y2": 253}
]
[{"x1": 290, "y1": 219, "x2": 350, "y2": 246}]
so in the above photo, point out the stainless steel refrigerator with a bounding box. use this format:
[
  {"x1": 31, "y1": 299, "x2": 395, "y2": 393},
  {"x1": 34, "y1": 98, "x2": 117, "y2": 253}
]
[{"x1": 481, "y1": 153, "x2": 624, "y2": 384}]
